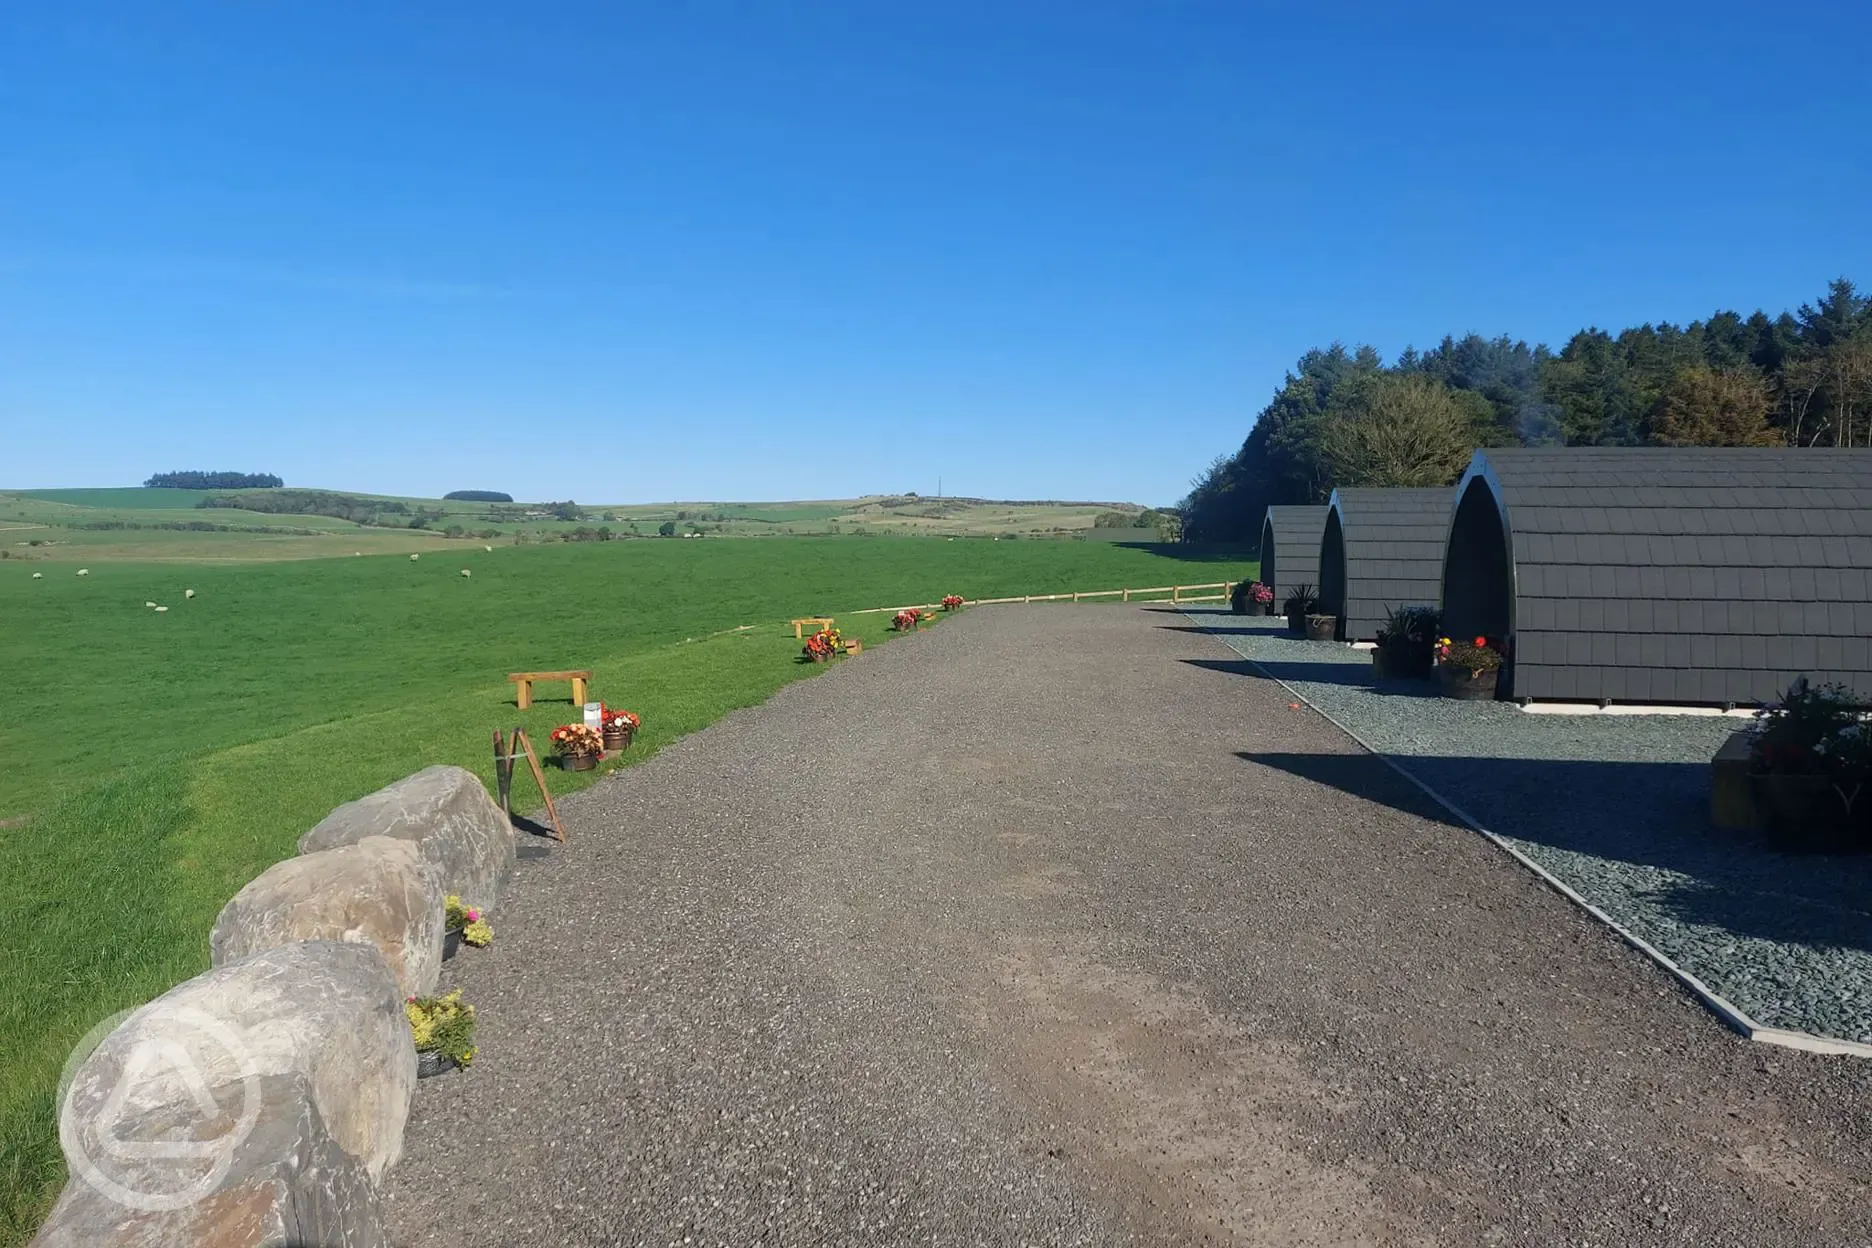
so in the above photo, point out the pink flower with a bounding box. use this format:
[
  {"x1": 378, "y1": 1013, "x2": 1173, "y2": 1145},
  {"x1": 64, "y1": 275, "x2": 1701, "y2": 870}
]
[{"x1": 466, "y1": 909, "x2": 480, "y2": 922}]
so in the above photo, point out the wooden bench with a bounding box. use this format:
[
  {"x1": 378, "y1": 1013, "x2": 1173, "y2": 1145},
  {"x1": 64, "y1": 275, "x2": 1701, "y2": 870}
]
[
  {"x1": 791, "y1": 617, "x2": 834, "y2": 639},
  {"x1": 508, "y1": 669, "x2": 591, "y2": 711}
]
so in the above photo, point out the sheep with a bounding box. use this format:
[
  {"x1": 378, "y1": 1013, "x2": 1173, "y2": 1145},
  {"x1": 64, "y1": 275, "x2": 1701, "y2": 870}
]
[
  {"x1": 76, "y1": 568, "x2": 89, "y2": 576},
  {"x1": 184, "y1": 589, "x2": 196, "y2": 599},
  {"x1": 145, "y1": 601, "x2": 157, "y2": 608},
  {"x1": 460, "y1": 569, "x2": 471, "y2": 578},
  {"x1": 31, "y1": 572, "x2": 42, "y2": 579},
  {"x1": 153, "y1": 605, "x2": 169, "y2": 613},
  {"x1": 410, "y1": 553, "x2": 420, "y2": 561},
  {"x1": 484, "y1": 545, "x2": 493, "y2": 552}
]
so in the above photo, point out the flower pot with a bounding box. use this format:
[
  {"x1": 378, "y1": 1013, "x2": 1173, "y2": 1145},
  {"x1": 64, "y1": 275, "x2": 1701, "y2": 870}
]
[
  {"x1": 1374, "y1": 645, "x2": 1433, "y2": 681},
  {"x1": 603, "y1": 726, "x2": 633, "y2": 752},
  {"x1": 1285, "y1": 611, "x2": 1306, "y2": 637},
  {"x1": 1304, "y1": 614, "x2": 1337, "y2": 642},
  {"x1": 1750, "y1": 773, "x2": 1869, "y2": 853},
  {"x1": 1436, "y1": 664, "x2": 1499, "y2": 701},
  {"x1": 1258, "y1": 601, "x2": 1276, "y2": 616},
  {"x1": 810, "y1": 651, "x2": 829, "y2": 662},
  {"x1": 417, "y1": 1051, "x2": 458, "y2": 1079},
  {"x1": 561, "y1": 753, "x2": 599, "y2": 771},
  {"x1": 443, "y1": 929, "x2": 462, "y2": 960}
]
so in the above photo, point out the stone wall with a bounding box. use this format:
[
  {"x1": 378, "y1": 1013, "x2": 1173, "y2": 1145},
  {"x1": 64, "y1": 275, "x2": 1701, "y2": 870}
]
[{"x1": 33, "y1": 766, "x2": 515, "y2": 1247}]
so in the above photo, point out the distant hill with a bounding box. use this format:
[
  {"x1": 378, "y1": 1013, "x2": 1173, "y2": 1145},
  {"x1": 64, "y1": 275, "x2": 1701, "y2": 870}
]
[{"x1": 1, "y1": 486, "x2": 1165, "y2": 563}]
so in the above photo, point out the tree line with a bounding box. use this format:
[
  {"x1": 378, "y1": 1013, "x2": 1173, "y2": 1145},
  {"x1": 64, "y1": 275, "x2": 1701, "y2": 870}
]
[
  {"x1": 144, "y1": 471, "x2": 283, "y2": 490},
  {"x1": 1180, "y1": 277, "x2": 1872, "y2": 543},
  {"x1": 199, "y1": 489, "x2": 411, "y2": 527}
]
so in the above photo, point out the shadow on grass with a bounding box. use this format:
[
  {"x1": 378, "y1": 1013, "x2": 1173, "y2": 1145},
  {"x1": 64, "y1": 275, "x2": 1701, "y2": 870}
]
[
  {"x1": 1239, "y1": 749, "x2": 1872, "y2": 956},
  {"x1": 1111, "y1": 541, "x2": 1257, "y2": 564}
]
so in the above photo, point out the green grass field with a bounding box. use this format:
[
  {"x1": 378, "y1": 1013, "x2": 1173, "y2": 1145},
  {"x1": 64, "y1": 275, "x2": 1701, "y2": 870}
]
[{"x1": 0, "y1": 533, "x2": 1249, "y2": 1242}]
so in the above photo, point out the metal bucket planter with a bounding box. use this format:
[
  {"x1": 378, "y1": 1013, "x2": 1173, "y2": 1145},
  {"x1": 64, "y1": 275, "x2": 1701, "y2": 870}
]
[
  {"x1": 561, "y1": 753, "x2": 599, "y2": 772},
  {"x1": 417, "y1": 1051, "x2": 459, "y2": 1079},
  {"x1": 603, "y1": 726, "x2": 633, "y2": 752},
  {"x1": 1436, "y1": 664, "x2": 1499, "y2": 701},
  {"x1": 1749, "y1": 773, "x2": 1869, "y2": 853},
  {"x1": 1304, "y1": 614, "x2": 1338, "y2": 641}
]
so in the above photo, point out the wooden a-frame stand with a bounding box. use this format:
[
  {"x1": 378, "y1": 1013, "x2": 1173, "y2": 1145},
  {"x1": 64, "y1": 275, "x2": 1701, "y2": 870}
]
[{"x1": 493, "y1": 727, "x2": 565, "y2": 843}]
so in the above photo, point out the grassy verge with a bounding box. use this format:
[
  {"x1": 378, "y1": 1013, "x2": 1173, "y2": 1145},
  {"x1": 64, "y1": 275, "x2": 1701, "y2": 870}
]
[{"x1": 0, "y1": 537, "x2": 1252, "y2": 1240}]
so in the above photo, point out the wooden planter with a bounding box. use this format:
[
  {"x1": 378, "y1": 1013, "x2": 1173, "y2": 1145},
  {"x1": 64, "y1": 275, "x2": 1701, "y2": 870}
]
[
  {"x1": 1749, "y1": 773, "x2": 1869, "y2": 853},
  {"x1": 1304, "y1": 614, "x2": 1337, "y2": 641},
  {"x1": 1436, "y1": 664, "x2": 1499, "y2": 701}
]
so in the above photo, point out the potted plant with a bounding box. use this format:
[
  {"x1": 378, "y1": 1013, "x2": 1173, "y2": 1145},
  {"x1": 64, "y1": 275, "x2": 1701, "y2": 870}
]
[
  {"x1": 941, "y1": 595, "x2": 965, "y2": 612},
  {"x1": 549, "y1": 723, "x2": 606, "y2": 770},
  {"x1": 1373, "y1": 606, "x2": 1440, "y2": 680},
  {"x1": 601, "y1": 706, "x2": 640, "y2": 751},
  {"x1": 443, "y1": 894, "x2": 492, "y2": 958},
  {"x1": 1231, "y1": 581, "x2": 1276, "y2": 616},
  {"x1": 1282, "y1": 584, "x2": 1319, "y2": 637},
  {"x1": 1434, "y1": 635, "x2": 1503, "y2": 700},
  {"x1": 1748, "y1": 677, "x2": 1871, "y2": 852},
  {"x1": 892, "y1": 609, "x2": 921, "y2": 633},
  {"x1": 406, "y1": 990, "x2": 477, "y2": 1077},
  {"x1": 803, "y1": 627, "x2": 842, "y2": 662}
]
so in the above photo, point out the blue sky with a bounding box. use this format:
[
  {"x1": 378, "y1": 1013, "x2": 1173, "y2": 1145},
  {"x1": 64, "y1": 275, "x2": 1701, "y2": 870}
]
[{"x1": 3, "y1": 3, "x2": 1868, "y2": 506}]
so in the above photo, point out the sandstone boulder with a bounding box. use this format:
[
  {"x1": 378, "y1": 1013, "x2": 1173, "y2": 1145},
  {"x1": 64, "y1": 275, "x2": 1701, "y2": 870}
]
[
  {"x1": 210, "y1": 836, "x2": 445, "y2": 997},
  {"x1": 299, "y1": 765, "x2": 513, "y2": 912},
  {"x1": 33, "y1": 1073, "x2": 390, "y2": 1247},
  {"x1": 58, "y1": 941, "x2": 413, "y2": 1186}
]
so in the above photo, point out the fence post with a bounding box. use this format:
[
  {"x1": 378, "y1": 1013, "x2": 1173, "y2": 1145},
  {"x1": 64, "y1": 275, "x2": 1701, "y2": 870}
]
[
  {"x1": 1024, "y1": 594, "x2": 1031, "y2": 604},
  {"x1": 1122, "y1": 588, "x2": 1129, "y2": 602},
  {"x1": 1172, "y1": 585, "x2": 1181, "y2": 604},
  {"x1": 1073, "y1": 591, "x2": 1080, "y2": 603}
]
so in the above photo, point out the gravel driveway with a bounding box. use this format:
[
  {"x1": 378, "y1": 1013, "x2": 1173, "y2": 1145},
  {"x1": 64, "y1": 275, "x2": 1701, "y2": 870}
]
[
  {"x1": 1187, "y1": 610, "x2": 1872, "y2": 1044},
  {"x1": 385, "y1": 605, "x2": 1872, "y2": 1247}
]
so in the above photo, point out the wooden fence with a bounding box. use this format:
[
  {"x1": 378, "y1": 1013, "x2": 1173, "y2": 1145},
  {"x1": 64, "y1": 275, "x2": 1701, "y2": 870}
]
[{"x1": 851, "y1": 581, "x2": 1236, "y2": 616}]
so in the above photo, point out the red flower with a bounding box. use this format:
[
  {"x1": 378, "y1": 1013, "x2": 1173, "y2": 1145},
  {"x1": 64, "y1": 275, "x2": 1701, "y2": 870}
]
[{"x1": 1473, "y1": 636, "x2": 1487, "y2": 648}]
